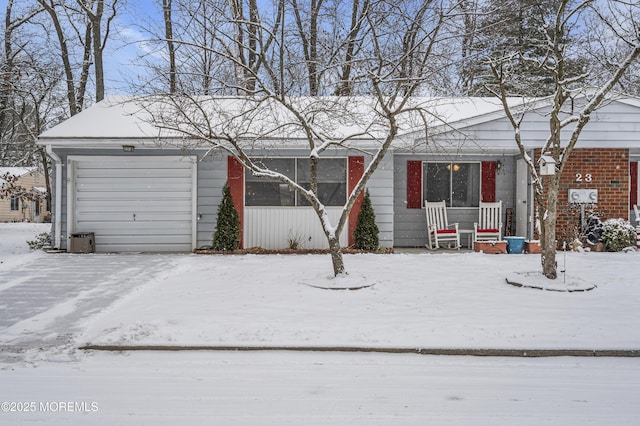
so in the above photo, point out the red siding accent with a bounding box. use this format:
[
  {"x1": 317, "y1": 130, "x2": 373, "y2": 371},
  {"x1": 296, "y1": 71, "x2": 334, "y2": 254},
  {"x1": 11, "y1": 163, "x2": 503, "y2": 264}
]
[
  {"x1": 481, "y1": 161, "x2": 497, "y2": 202},
  {"x1": 348, "y1": 156, "x2": 365, "y2": 247},
  {"x1": 227, "y1": 156, "x2": 244, "y2": 249},
  {"x1": 407, "y1": 160, "x2": 423, "y2": 209},
  {"x1": 631, "y1": 161, "x2": 638, "y2": 209}
]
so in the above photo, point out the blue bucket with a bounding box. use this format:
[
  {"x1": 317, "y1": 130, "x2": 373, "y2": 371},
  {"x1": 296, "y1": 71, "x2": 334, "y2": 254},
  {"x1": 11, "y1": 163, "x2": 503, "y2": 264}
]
[{"x1": 504, "y1": 237, "x2": 525, "y2": 254}]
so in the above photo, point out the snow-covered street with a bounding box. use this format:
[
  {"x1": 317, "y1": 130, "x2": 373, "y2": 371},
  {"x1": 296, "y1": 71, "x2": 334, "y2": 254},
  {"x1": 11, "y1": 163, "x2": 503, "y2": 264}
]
[
  {"x1": 1, "y1": 222, "x2": 640, "y2": 424},
  {"x1": 4, "y1": 351, "x2": 640, "y2": 425}
]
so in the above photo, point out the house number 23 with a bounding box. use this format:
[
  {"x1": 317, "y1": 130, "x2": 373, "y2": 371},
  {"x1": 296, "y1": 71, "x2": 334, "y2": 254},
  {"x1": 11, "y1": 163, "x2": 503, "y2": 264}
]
[{"x1": 575, "y1": 173, "x2": 592, "y2": 182}]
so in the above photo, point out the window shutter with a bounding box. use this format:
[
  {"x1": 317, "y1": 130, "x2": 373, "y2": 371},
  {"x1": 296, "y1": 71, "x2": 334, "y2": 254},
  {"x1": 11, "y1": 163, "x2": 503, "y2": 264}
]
[
  {"x1": 348, "y1": 156, "x2": 365, "y2": 247},
  {"x1": 407, "y1": 160, "x2": 423, "y2": 209},
  {"x1": 631, "y1": 161, "x2": 638, "y2": 208},
  {"x1": 227, "y1": 156, "x2": 244, "y2": 249},
  {"x1": 481, "y1": 161, "x2": 497, "y2": 203}
]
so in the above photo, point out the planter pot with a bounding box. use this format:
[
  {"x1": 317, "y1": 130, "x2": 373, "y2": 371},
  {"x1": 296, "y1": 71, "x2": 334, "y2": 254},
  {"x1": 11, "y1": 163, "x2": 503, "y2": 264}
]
[
  {"x1": 524, "y1": 241, "x2": 541, "y2": 254},
  {"x1": 474, "y1": 241, "x2": 507, "y2": 254},
  {"x1": 504, "y1": 237, "x2": 525, "y2": 254}
]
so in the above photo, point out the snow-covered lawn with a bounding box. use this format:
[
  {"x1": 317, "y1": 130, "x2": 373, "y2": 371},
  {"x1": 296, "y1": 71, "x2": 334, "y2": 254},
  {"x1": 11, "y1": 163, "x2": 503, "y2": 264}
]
[
  {"x1": 80, "y1": 249, "x2": 640, "y2": 351},
  {"x1": 1, "y1": 222, "x2": 640, "y2": 425},
  {"x1": 0, "y1": 222, "x2": 49, "y2": 270}
]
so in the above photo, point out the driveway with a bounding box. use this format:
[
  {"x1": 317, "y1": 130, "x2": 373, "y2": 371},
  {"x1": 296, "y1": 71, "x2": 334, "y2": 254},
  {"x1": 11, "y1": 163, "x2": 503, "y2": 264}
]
[{"x1": 0, "y1": 253, "x2": 181, "y2": 364}]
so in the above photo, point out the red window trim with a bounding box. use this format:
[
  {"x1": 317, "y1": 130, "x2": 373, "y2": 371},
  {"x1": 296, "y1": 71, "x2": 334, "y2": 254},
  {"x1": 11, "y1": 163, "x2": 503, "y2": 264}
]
[
  {"x1": 348, "y1": 156, "x2": 365, "y2": 247},
  {"x1": 407, "y1": 160, "x2": 423, "y2": 209},
  {"x1": 630, "y1": 161, "x2": 638, "y2": 208},
  {"x1": 481, "y1": 161, "x2": 497, "y2": 203},
  {"x1": 227, "y1": 156, "x2": 245, "y2": 249}
]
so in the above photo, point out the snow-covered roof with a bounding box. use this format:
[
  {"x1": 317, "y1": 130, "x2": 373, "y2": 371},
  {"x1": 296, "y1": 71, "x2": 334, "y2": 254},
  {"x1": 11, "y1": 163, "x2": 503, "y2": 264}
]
[
  {"x1": 0, "y1": 167, "x2": 37, "y2": 185},
  {"x1": 37, "y1": 96, "x2": 530, "y2": 144},
  {"x1": 39, "y1": 94, "x2": 640, "y2": 152},
  {"x1": 38, "y1": 97, "x2": 160, "y2": 140}
]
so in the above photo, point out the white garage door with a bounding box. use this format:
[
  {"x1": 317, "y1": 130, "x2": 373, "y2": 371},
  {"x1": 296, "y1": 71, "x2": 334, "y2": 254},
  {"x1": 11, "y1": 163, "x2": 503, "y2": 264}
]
[{"x1": 70, "y1": 156, "x2": 196, "y2": 252}]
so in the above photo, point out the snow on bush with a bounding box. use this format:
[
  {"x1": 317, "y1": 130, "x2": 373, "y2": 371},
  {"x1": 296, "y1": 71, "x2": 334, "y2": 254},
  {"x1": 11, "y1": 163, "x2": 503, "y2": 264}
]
[
  {"x1": 26, "y1": 232, "x2": 51, "y2": 251},
  {"x1": 600, "y1": 218, "x2": 636, "y2": 252}
]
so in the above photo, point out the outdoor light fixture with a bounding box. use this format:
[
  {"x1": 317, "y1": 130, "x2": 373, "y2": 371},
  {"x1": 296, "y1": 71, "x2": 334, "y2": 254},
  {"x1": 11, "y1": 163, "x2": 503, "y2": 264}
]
[
  {"x1": 122, "y1": 145, "x2": 135, "y2": 152},
  {"x1": 496, "y1": 160, "x2": 503, "y2": 171}
]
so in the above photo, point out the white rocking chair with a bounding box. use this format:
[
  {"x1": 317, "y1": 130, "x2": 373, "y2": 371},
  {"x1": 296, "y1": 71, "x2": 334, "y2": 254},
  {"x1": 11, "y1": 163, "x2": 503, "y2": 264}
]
[
  {"x1": 474, "y1": 201, "x2": 503, "y2": 242},
  {"x1": 425, "y1": 201, "x2": 460, "y2": 250}
]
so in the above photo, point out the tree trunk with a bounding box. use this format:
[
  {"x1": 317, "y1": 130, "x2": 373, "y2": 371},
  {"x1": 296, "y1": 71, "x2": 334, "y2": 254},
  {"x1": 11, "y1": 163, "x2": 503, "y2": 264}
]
[
  {"x1": 91, "y1": 0, "x2": 105, "y2": 102},
  {"x1": 328, "y1": 236, "x2": 346, "y2": 276},
  {"x1": 541, "y1": 175, "x2": 559, "y2": 279},
  {"x1": 0, "y1": 0, "x2": 15, "y2": 162},
  {"x1": 39, "y1": 0, "x2": 79, "y2": 116},
  {"x1": 39, "y1": 147, "x2": 52, "y2": 213},
  {"x1": 162, "y1": 0, "x2": 176, "y2": 93}
]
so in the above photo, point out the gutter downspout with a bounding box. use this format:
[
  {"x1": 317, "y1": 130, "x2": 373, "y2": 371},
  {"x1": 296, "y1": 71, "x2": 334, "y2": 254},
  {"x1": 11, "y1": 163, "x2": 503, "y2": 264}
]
[{"x1": 46, "y1": 145, "x2": 63, "y2": 249}]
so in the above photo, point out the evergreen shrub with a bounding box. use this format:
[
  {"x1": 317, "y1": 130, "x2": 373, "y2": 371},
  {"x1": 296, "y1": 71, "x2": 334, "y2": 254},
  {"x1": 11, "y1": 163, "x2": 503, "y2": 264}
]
[
  {"x1": 601, "y1": 218, "x2": 636, "y2": 252},
  {"x1": 354, "y1": 189, "x2": 379, "y2": 251},
  {"x1": 213, "y1": 183, "x2": 240, "y2": 251}
]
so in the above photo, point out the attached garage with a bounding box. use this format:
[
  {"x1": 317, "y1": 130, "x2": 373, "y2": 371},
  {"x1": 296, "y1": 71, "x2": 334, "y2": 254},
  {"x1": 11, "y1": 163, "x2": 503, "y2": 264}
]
[{"x1": 67, "y1": 156, "x2": 197, "y2": 252}]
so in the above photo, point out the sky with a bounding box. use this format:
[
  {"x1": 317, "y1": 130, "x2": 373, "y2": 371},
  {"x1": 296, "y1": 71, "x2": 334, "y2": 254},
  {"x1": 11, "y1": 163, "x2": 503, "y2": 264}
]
[{"x1": 0, "y1": 0, "x2": 160, "y2": 95}]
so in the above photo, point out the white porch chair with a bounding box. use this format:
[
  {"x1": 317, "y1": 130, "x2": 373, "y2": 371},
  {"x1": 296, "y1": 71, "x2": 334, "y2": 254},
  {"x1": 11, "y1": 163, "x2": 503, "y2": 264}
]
[
  {"x1": 474, "y1": 201, "x2": 503, "y2": 242},
  {"x1": 425, "y1": 200, "x2": 460, "y2": 250}
]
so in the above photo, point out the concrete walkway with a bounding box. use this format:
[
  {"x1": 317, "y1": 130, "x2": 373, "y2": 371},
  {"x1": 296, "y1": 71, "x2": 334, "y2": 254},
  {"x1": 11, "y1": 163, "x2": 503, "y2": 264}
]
[{"x1": 0, "y1": 254, "x2": 180, "y2": 363}]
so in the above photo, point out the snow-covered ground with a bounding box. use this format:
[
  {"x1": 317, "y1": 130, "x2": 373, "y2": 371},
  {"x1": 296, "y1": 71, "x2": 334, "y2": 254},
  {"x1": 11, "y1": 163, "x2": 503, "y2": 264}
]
[
  {"x1": 80, "y1": 248, "x2": 639, "y2": 351},
  {"x1": 1, "y1": 222, "x2": 639, "y2": 424},
  {"x1": 0, "y1": 222, "x2": 49, "y2": 270}
]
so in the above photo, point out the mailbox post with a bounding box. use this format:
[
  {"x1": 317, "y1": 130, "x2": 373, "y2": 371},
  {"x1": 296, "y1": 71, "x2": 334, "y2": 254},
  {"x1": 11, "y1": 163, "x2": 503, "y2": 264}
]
[{"x1": 568, "y1": 189, "x2": 598, "y2": 234}]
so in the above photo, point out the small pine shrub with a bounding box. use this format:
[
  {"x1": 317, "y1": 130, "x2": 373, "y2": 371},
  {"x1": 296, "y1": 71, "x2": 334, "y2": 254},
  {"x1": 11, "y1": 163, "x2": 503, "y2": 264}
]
[
  {"x1": 354, "y1": 189, "x2": 379, "y2": 251},
  {"x1": 27, "y1": 232, "x2": 51, "y2": 251},
  {"x1": 212, "y1": 184, "x2": 240, "y2": 251},
  {"x1": 600, "y1": 218, "x2": 636, "y2": 252}
]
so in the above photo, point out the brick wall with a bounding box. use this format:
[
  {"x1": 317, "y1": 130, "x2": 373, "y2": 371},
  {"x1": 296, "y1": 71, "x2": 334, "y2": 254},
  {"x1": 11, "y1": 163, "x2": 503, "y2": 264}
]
[{"x1": 541, "y1": 148, "x2": 629, "y2": 242}]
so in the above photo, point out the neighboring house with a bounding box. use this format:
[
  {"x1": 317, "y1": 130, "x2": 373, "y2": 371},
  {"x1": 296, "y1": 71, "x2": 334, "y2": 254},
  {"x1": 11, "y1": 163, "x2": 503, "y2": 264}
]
[
  {"x1": 0, "y1": 167, "x2": 47, "y2": 223},
  {"x1": 36, "y1": 96, "x2": 640, "y2": 252}
]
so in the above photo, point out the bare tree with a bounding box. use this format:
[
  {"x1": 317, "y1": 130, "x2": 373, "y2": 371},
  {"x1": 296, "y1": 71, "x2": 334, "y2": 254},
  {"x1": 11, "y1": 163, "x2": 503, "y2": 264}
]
[
  {"x1": 36, "y1": 0, "x2": 89, "y2": 115},
  {"x1": 455, "y1": 0, "x2": 479, "y2": 95},
  {"x1": 0, "y1": 1, "x2": 64, "y2": 211},
  {"x1": 35, "y1": 0, "x2": 118, "y2": 111},
  {"x1": 487, "y1": 0, "x2": 640, "y2": 279},
  {"x1": 162, "y1": 0, "x2": 177, "y2": 93},
  {"x1": 1, "y1": 0, "x2": 43, "y2": 164},
  {"x1": 333, "y1": 0, "x2": 371, "y2": 96},
  {"x1": 76, "y1": 0, "x2": 119, "y2": 102},
  {"x1": 141, "y1": 0, "x2": 458, "y2": 276}
]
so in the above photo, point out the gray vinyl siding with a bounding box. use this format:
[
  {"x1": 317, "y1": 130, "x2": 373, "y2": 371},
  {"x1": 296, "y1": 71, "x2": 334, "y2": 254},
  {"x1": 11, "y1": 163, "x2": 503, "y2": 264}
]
[
  {"x1": 366, "y1": 154, "x2": 394, "y2": 248},
  {"x1": 196, "y1": 153, "x2": 227, "y2": 249},
  {"x1": 393, "y1": 154, "x2": 518, "y2": 247},
  {"x1": 427, "y1": 100, "x2": 640, "y2": 149}
]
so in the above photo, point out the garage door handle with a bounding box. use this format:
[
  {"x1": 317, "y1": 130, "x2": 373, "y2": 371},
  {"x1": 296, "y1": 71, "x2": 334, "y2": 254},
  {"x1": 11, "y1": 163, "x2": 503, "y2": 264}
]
[{"x1": 133, "y1": 213, "x2": 136, "y2": 221}]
